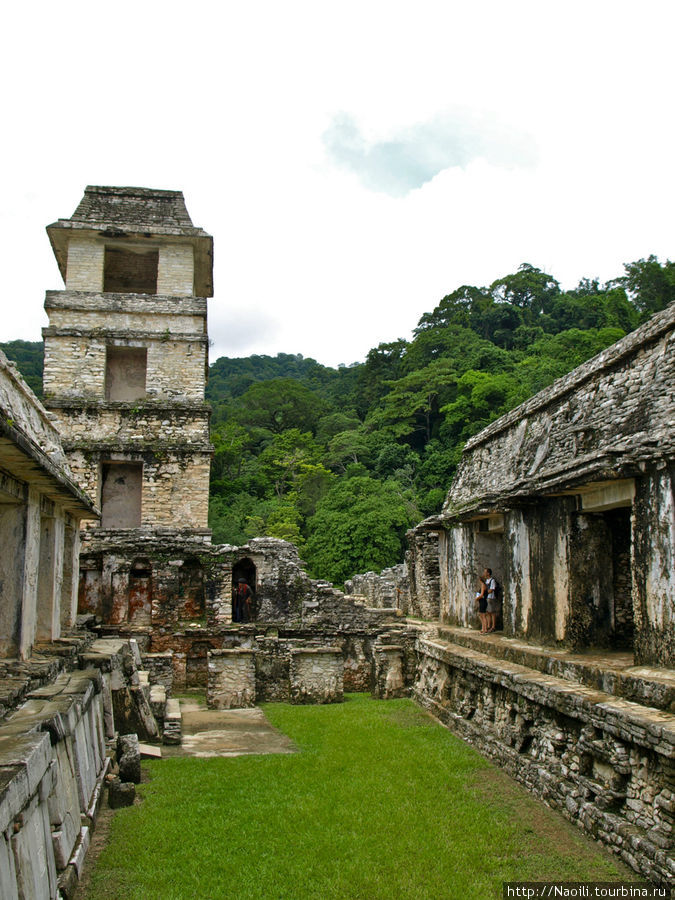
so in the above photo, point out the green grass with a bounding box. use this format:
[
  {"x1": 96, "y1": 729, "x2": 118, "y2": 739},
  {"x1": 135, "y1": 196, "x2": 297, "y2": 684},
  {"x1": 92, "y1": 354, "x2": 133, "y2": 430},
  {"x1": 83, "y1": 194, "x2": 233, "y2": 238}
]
[{"x1": 87, "y1": 695, "x2": 633, "y2": 899}]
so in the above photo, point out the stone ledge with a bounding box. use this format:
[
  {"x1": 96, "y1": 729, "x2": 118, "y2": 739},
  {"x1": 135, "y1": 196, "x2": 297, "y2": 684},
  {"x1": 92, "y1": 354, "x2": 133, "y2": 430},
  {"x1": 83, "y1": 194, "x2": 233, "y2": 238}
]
[
  {"x1": 435, "y1": 626, "x2": 675, "y2": 712},
  {"x1": 418, "y1": 636, "x2": 675, "y2": 755}
]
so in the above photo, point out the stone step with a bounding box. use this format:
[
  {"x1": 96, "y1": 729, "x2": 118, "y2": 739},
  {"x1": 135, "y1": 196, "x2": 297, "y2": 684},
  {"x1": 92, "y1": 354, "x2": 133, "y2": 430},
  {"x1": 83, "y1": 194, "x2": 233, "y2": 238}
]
[
  {"x1": 433, "y1": 626, "x2": 675, "y2": 712},
  {"x1": 162, "y1": 698, "x2": 182, "y2": 745}
]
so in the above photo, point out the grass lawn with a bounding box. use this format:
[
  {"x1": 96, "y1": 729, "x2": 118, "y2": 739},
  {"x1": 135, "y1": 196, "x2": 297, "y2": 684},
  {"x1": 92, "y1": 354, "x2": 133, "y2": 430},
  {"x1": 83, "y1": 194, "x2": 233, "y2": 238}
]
[{"x1": 85, "y1": 695, "x2": 633, "y2": 899}]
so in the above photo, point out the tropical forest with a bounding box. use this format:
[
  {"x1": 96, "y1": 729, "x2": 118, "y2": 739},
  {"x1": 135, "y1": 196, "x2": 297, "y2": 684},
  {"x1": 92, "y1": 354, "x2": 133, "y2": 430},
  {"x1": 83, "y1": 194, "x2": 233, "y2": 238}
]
[{"x1": 3, "y1": 255, "x2": 674, "y2": 585}]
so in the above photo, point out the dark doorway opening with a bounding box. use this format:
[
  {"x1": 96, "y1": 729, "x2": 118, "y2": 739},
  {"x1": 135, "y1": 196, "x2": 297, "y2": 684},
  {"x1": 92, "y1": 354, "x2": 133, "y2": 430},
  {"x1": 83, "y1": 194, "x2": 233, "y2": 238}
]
[
  {"x1": 606, "y1": 508, "x2": 633, "y2": 651},
  {"x1": 128, "y1": 558, "x2": 152, "y2": 625},
  {"x1": 232, "y1": 558, "x2": 257, "y2": 623},
  {"x1": 178, "y1": 559, "x2": 205, "y2": 622}
]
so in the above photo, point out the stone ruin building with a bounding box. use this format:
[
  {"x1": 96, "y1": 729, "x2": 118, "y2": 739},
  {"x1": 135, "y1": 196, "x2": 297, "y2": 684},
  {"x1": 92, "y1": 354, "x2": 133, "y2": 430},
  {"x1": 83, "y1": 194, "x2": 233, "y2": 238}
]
[
  {"x1": 0, "y1": 186, "x2": 673, "y2": 897},
  {"x1": 350, "y1": 300, "x2": 675, "y2": 884}
]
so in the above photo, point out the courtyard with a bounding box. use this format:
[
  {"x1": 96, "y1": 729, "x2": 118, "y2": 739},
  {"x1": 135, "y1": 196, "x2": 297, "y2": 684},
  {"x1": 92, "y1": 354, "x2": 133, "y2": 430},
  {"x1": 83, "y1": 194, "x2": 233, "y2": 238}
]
[{"x1": 79, "y1": 695, "x2": 633, "y2": 899}]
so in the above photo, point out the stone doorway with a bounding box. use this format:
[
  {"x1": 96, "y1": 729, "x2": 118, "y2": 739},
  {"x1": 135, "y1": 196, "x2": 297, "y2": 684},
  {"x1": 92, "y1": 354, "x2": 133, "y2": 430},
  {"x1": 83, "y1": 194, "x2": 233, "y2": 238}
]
[
  {"x1": 128, "y1": 558, "x2": 152, "y2": 625},
  {"x1": 232, "y1": 558, "x2": 257, "y2": 622},
  {"x1": 605, "y1": 508, "x2": 633, "y2": 651}
]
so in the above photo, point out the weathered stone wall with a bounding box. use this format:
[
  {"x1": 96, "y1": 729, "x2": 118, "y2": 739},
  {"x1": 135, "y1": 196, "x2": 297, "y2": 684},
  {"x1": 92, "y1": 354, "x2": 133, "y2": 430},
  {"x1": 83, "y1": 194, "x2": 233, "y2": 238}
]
[
  {"x1": 407, "y1": 529, "x2": 441, "y2": 619},
  {"x1": 345, "y1": 564, "x2": 409, "y2": 612},
  {"x1": 207, "y1": 649, "x2": 256, "y2": 709},
  {"x1": 48, "y1": 403, "x2": 210, "y2": 446},
  {"x1": 290, "y1": 648, "x2": 343, "y2": 704},
  {"x1": 632, "y1": 464, "x2": 675, "y2": 666},
  {"x1": 43, "y1": 315, "x2": 208, "y2": 403},
  {"x1": 0, "y1": 351, "x2": 96, "y2": 658},
  {"x1": 64, "y1": 450, "x2": 211, "y2": 531},
  {"x1": 414, "y1": 635, "x2": 675, "y2": 885},
  {"x1": 0, "y1": 668, "x2": 108, "y2": 899},
  {"x1": 430, "y1": 304, "x2": 675, "y2": 662}
]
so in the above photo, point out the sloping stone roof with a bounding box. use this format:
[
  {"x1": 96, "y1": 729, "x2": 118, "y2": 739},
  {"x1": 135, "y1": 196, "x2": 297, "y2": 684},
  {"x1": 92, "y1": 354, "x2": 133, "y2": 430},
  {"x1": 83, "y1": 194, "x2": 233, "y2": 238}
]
[
  {"x1": 70, "y1": 186, "x2": 197, "y2": 232},
  {"x1": 441, "y1": 301, "x2": 675, "y2": 518}
]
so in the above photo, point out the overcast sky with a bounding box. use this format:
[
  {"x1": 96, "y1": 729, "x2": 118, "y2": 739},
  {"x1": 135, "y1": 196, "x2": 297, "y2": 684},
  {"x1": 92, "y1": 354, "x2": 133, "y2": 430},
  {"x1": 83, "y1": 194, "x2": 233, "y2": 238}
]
[{"x1": 2, "y1": 1, "x2": 674, "y2": 367}]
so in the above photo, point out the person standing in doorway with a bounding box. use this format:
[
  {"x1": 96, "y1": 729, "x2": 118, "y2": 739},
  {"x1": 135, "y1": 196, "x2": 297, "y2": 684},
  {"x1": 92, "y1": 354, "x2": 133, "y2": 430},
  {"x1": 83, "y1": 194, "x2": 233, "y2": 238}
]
[
  {"x1": 483, "y1": 568, "x2": 498, "y2": 633},
  {"x1": 233, "y1": 578, "x2": 253, "y2": 623}
]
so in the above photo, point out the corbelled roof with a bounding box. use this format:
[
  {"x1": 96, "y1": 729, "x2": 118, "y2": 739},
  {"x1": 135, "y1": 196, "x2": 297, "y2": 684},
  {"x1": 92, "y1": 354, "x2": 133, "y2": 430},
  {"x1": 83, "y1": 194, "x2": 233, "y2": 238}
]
[{"x1": 70, "y1": 186, "x2": 197, "y2": 231}]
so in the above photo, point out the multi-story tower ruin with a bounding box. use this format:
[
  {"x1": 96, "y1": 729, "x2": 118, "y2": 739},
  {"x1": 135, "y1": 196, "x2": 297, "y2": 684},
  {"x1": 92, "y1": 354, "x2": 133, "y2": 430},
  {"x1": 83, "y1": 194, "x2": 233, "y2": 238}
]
[{"x1": 43, "y1": 186, "x2": 218, "y2": 627}]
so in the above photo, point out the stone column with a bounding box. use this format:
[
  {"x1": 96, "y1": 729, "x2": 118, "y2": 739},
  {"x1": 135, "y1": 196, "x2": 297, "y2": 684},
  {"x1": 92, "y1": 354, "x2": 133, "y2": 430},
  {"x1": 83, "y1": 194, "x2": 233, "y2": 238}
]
[
  {"x1": 19, "y1": 488, "x2": 41, "y2": 658},
  {"x1": 0, "y1": 481, "x2": 27, "y2": 656},
  {"x1": 36, "y1": 506, "x2": 64, "y2": 642},
  {"x1": 60, "y1": 516, "x2": 81, "y2": 631},
  {"x1": 290, "y1": 648, "x2": 343, "y2": 704},
  {"x1": 207, "y1": 649, "x2": 256, "y2": 709}
]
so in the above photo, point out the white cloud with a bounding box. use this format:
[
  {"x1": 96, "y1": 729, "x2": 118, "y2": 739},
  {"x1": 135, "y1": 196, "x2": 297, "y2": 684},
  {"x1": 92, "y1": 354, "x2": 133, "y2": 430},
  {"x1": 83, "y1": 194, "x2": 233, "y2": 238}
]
[{"x1": 323, "y1": 111, "x2": 537, "y2": 197}]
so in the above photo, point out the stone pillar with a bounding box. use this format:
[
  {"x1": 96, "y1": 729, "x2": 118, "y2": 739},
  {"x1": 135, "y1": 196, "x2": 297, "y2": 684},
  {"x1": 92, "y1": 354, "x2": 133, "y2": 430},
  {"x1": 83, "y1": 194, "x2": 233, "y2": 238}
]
[
  {"x1": 633, "y1": 465, "x2": 675, "y2": 666},
  {"x1": 207, "y1": 562, "x2": 232, "y2": 626},
  {"x1": 36, "y1": 507, "x2": 64, "y2": 642},
  {"x1": 19, "y1": 488, "x2": 41, "y2": 659},
  {"x1": 373, "y1": 645, "x2": 406, "y2": 699},
  {"x1": 290, "y1": 648, "x2": 343, "y2": 704},
  {"x1": 207, "y1": 649, "x2": 256, "y2": 709},
  {"x1": 0, "y1": 488, "x2": 27, "y2": 657},
  {"x1": 60, "y1": 517, "x2": 81, "y2": 631}
]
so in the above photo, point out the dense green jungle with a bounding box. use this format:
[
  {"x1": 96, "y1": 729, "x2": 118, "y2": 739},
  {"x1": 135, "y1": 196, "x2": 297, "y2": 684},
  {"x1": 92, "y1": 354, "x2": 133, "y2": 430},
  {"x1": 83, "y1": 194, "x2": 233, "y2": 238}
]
[{"x1": 4, "y1": 255, "x2": 674, "y2": 585}]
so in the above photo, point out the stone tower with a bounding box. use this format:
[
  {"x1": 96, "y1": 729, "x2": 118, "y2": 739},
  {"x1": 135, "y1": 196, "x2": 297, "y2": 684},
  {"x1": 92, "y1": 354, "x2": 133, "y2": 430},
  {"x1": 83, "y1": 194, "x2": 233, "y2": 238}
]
[{"x1": 43, "y1": 186, "x2": 219, "y2": 627}]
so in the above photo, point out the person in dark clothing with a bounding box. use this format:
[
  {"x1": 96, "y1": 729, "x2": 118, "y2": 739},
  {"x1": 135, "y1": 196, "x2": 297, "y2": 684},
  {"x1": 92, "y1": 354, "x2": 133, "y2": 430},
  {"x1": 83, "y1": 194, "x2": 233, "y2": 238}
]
[{"x1": 233, "y1": 578, "x2": 253, "y2": 623}]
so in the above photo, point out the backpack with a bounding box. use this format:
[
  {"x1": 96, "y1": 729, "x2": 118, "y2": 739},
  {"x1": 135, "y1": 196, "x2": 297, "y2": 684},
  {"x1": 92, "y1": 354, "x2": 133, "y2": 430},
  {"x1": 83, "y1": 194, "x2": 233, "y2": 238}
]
[{"x1": 493, "y1": 579, "x2": 503, "y2": 603}]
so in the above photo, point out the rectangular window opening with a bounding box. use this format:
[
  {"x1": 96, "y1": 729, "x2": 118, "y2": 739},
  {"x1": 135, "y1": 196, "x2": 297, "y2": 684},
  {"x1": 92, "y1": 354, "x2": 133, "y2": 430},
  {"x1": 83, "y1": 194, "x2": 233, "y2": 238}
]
[
  {"x1": 105, "y1": 346, "x2": 147, "y2": 402},
  {"x1": 104, "y1": 245, "x2": 158, "y2": 293},
  {"x1": 100, "y1": 462, "x2": 143, "y2": 528}
]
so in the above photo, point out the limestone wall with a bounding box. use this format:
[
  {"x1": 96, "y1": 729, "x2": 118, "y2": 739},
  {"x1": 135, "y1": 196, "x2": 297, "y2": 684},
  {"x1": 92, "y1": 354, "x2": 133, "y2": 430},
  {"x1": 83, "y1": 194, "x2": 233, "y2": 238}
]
[
  {"x1": 406, "y1": 529, "x2": 441, "y2": 619},
  {"x1": 65, "y1": 450, "x2": 211, "y2": 530},
  {"x1": 48, "y1": 404, "x2": 210, "y2": 446},
  {"x1": 415, "y1": 636, "x2": 675, "y2": 885},
  {"x1": 43, "y1": 332, "x2": 207, "y2": 402},
  {"x1": 0, "y1": 351, "x2": 96, "y2": 658},
  {"x1": 344, "y1": 564, "x2": 409, "y2": 611},
  {"x1": 632, "y1": 465, "x2": 675, "y2": 666},
  {"x1": 0, "y1": 668, "x2": 109, "y2": 899}
]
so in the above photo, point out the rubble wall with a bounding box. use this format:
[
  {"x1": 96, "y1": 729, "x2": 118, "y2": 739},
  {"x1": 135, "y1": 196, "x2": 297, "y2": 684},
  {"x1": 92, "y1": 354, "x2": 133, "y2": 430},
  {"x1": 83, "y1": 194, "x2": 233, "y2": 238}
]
[
  {"x1": 407, "y1": 529, "x2": 441, "y2": 619},
  {"x1": 414, "y1": 636, "x2": 675, "y2": 885},
  {"x1": 344, "y1": 564, "x2": 409, "y2": 611}
]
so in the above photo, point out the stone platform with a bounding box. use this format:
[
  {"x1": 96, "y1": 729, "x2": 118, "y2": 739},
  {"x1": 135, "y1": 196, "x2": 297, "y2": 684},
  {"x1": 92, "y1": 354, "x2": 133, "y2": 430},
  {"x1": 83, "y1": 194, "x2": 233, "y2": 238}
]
[{"x1": 414, "y1": 626, "x2": 675, "y2": 885}]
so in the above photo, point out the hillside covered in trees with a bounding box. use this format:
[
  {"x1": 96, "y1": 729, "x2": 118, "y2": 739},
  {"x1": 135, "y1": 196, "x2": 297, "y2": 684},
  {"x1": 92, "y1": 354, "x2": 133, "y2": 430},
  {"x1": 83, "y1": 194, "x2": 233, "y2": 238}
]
[{"x1": 3, "y1": 255, "x2": 674, "y2": 584}]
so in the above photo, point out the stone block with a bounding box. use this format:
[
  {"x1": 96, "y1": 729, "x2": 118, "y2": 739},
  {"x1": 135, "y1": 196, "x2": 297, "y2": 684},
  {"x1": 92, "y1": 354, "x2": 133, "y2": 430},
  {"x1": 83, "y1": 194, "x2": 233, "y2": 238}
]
[
  {"x1": 117, "y1": 734, "x2": 141, "y2": 784},
  {"x1": 109, "y1": 777, "x2": 136, "y2": 809},
  {"x1": 207, "y1": 650, "x2": 256, "y2": 709},
  {"x1": 373, "y1": 646, "x2": 407, "y2": 700},
  {"x1": 290, "y1": 648, "x2": 343, "y2": 704}
]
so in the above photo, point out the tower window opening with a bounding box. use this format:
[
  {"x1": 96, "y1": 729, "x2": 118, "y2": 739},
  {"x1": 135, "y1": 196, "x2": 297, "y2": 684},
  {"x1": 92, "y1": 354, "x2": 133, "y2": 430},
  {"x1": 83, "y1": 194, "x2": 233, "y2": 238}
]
[{"x1": 104, "y1": 245, "x2": 158, "y2": 293}]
